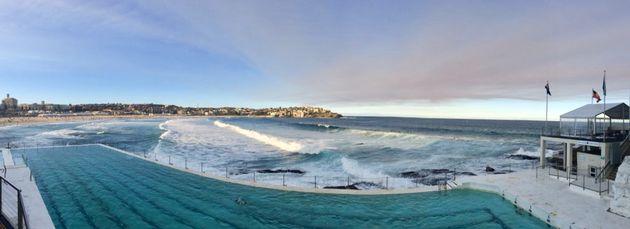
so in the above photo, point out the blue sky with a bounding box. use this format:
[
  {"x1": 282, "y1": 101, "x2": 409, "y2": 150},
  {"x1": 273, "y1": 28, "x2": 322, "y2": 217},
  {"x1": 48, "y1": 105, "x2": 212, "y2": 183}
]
[{"x1": 1, "y1": 0, "x2": 629, "y2": 120}]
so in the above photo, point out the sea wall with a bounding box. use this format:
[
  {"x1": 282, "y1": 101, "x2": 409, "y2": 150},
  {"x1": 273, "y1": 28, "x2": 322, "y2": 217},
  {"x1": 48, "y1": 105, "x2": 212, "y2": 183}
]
[{"x1": 611, "y1": 156, "x2": 630, "y2": 217}]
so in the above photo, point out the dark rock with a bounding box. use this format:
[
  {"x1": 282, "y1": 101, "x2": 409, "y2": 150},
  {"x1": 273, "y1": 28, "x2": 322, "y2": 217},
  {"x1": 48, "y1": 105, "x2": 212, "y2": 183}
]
[
  {"x1": 485, "y1": 166, "x2": 495, "y2": 172},
  {"x1": 412, "y1": 177, "x2": 450, "y2": 186},
  {"x1": 323, "y1": 182, "x2": 383, "y2": 190},
  {"x1": 230, "y1": 168, "x2": 250, "y2": 176},
  {"x1": 507, "y1": 155, "x2": 539, "y2": 160},
  {"x1": 352, "y1": 181, "x2": 384, "y2": 190},
  {"x1": 492, "y1": 170, "x2": 515, "y2": 175},
  {"x1": 400, "y1": 169, "x2": 476, "y2": 186},
  {"x1": 323, "y1": 185, "x2": 359, "y2": 190},
  {"x1": 257, "y1": 169, "x2": 305, "y2": 174},
  {"x1": 400, "y1": 169, "x2": 452, "y2": 178},
  {"x1": 456, "y1": 172, "x2": 477, "y2": 176},
  {"x1": 430, "y1": 169, "x2": 451, "y2": 174},
  {"x1": 400, "y1": 171, "x2": 429, "y2": 178},
  {"x1": 546, "y1": 157, "x2": 563, "y2": 165}
]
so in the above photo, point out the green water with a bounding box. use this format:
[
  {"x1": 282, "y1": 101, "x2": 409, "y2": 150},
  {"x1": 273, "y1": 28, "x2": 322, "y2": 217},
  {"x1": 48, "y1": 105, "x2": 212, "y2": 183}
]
[{"x1": 16, "y1": 145, "x2": 547, "y2": 228}]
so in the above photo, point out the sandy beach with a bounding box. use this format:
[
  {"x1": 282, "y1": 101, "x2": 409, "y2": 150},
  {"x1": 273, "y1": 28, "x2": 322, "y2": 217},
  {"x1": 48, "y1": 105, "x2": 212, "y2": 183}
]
[{"x1": 0, "y1": 115, "x2": 180, "y2": 127}]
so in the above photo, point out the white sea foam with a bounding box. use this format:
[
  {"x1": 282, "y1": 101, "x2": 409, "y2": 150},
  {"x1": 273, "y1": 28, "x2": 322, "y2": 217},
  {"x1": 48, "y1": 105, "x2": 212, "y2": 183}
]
[
  {"x1": 214, "y1": 120, "x2": 303, "y2": 152},
  {"x1": 340, "y1": 157, "x2": 384, "y2": 178},
  {"x1": 76, "y1": 122, "x2": 107, "y2": 131},
  {"x1": 347, "y1": 129, "x2": 439, "y2": 142},
  {"x1": 37, "y1": 129, "x2": 83, "y2": 139},
  {"x1": 511, "y1": 147, "x2": 552, "y2": 158},
  {"x1": 158, "y1": 120, "x2": 172, "y2": 140},
  {"x1": 317, "y1": 124, "x2": 331, "y2": 128}
]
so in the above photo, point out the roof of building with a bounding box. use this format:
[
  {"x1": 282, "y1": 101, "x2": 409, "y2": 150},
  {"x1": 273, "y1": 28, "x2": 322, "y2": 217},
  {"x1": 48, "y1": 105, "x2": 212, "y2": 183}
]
[{"x1": 560, "y1": 102, "x2": 630, "y2": 119}]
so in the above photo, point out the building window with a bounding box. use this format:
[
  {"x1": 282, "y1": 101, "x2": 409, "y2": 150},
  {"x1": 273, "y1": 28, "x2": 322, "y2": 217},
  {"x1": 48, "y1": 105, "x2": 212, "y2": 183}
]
[{"x1": 589, "y1": 166, "x2": 598, "y2": 177}]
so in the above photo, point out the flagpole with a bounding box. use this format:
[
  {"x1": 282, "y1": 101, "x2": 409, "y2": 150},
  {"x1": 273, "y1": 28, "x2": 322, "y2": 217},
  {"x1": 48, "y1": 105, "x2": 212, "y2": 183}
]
[
  {"x1": 545, "y1": 90, "x2": 549, "y2": 130},
  {"x1": 545, "y1": 81, "x2": 550, "y2": 132},
  {"x1": 603, "y1": 70, "x2": 606, "y2": 142}
]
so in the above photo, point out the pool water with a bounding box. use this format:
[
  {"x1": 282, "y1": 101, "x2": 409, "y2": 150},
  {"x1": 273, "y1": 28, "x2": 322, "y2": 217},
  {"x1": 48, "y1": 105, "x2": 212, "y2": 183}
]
[{"x1": 15, "y1": 145, "x2": 547, "y2": 228}]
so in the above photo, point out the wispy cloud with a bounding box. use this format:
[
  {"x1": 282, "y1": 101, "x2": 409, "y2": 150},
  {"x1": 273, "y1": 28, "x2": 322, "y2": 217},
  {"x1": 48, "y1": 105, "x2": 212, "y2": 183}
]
[{"x1": 1, "y1": 0, "x2": 629, "y2": 116}]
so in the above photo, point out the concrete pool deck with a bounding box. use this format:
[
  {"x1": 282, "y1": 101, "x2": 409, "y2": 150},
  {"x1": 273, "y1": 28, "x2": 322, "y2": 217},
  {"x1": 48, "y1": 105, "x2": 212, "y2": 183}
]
[
  {"x1": 2, "y1": 149, "x2": 55, "y2": 229},
  {"x1": 2, "y1": 148, "x2": 15, "y2": 167},
  {"x1": 458, "y1": 169, "x2": 630, "y2": 229}
]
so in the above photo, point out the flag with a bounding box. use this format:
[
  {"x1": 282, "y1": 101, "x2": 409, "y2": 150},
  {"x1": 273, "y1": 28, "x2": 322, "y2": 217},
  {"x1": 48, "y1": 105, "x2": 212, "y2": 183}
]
[
  {"x1": 602, "y1": 71, "x2": 607, "y2": 96},
  {"x1": 593, "y1": 89, "x2": 601, "y2": 103},
  {"x1": 545, "y1": 81, "x2": 551, "y2": 96}
]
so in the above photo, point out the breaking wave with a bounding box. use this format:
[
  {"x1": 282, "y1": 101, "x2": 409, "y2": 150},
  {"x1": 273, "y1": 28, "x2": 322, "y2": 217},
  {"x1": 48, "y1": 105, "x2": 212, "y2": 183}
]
[
  {"x1": 214, "y1": 120, "x2": 304, "y2": 152},
  {"x1": 293, "y1": 123, "x2": 343, "y2": 130},
  {"x1": 158, "y1": 120, "x2": 172, "y2": 140},
  {"x1": 36, "y1": 129, "x2": 84, "y2": 139},
  {"x1": 510, "y1": 147, "x2": 552, "y2": 158},
  {"x1": 347, "y1": 129, "x2": 437, "y2": 143},
  {"x1": 340, "y1": 157, "x2": 384, "y2": 178}
]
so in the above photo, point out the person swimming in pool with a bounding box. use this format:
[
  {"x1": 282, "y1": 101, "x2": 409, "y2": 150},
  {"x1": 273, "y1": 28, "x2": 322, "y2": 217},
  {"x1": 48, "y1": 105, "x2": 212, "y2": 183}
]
[{"x1": 235, "y1": 196, "x2": 247, "y2": 205}]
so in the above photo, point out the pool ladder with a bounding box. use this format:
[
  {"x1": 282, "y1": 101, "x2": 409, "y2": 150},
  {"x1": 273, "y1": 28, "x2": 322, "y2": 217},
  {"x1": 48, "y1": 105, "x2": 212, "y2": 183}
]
[{"x1": 439, "y1": 181, "x2": 459, "y2": 191}]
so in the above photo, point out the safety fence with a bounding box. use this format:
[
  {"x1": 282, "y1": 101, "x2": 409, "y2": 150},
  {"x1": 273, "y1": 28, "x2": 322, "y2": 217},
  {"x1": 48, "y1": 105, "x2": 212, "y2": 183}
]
[
  {"x1": 0, "y1": 176, "x2": 29, "y2": 229},
  {"x1": 10, "y1": 141, "x2": 538, "y2": 191}
]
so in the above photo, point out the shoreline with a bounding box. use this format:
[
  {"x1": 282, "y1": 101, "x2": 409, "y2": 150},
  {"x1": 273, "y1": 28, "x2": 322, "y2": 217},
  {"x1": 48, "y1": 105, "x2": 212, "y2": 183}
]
[
  {"x1": 0, "y1": 115, "x2": 173, "y2": 127},
  {"x1": 0, "y1": 115, "x2": 248, "y2": 128},
  {"x1": 0, "y1": 114, "x2": 343, "y2": 128}
]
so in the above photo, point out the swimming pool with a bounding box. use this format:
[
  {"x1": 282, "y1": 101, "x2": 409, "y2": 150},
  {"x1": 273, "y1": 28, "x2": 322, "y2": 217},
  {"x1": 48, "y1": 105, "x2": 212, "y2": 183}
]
[{"x1": 15, "y1": 145, "x2": 547, "y2": 228}]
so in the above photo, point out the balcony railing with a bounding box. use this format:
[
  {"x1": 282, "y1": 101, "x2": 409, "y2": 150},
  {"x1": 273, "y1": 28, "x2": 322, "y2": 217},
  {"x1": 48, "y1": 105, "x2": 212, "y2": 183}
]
[{"x1": 541, "y1": 127, "x2": 628, "y2": 142}]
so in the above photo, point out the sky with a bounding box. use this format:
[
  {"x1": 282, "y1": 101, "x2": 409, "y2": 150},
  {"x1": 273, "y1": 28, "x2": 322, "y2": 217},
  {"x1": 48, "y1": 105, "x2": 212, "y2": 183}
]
[{"x1": 1, "y1": 0, "x2": 629, "y2": 120}]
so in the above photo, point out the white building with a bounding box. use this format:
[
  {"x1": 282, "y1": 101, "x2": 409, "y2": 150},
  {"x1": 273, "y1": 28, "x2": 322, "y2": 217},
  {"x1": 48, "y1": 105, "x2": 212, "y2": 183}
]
[
  {"x1": 540, "y1": 103, "x2": 630, "y2": 195},
  {"x1": 1, "y1": 94, "x2": 18, "y2": 111}
]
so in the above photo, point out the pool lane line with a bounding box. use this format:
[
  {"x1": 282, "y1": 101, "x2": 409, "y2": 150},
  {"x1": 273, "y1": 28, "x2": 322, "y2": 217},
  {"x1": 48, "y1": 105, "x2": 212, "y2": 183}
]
[
  {"x1": 26, "y1": 154, "x2": 68, "y2": 229},
  {"x1": 45, "y1": 151, "x2": 125, "y2": 229},
  {"x1": 34, "y1": 149, "x2": 101, "y2": 229},
  {"x1": 67, "y1": 148, "x2": 200, "y2": 229},
  {"x1": 38, "y1": 145, "x2": 184, "y2": 229},
  {"x1": 49, "y1": 148, "x2": 152, "y2": 229},
  {"x1": 82, "y1": 146, "x2": 247, "y2": 228},
  {"x1": 80, "y1": 149, "x2": 243, "y2": 228}
]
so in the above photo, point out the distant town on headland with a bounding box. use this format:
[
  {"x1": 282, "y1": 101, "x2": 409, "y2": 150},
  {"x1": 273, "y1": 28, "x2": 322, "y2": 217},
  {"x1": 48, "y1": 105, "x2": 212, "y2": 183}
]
[{"x1": 0, "y1": 93, "x2": 341, "y2": 118}]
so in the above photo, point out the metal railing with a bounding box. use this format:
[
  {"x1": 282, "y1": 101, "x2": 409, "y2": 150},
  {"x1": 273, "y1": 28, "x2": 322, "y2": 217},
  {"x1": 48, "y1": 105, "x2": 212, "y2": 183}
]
[
  {"x1": 621, "y1": 134, "x2": 630, "y2": 158},
  {"x1": 536, "y1": 162, "x2": 610, "y2": 196},
  {"x1": 595, "y1": 161, "x2": 611, "y2": 183},
  {"x1": 0, "y1": 176, "x2": 29, "y2": 229},
  {"x1": 569, "y1": 174, "x2": 610, "y2": 195},
  {"x1": 541, "y1": 127, "x2": 628, "y2": 142},
  {"x1": 20, "y1": 141, "x2": 475, "y2": 191},
  {"x1": 547, "y1": 161, "x2": 574, "y2": 180},
  {"x1": 15, "y1": 142, "x2": 543, "y2": 192}
]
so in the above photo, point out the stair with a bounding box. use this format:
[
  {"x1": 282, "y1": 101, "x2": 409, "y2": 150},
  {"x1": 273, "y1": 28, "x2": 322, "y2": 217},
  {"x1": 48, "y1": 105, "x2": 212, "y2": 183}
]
[
  {"x1": 610, "y1": 135, "x2": 630, "y2": 181},
  {"x1": 608, "y1": 165, "x2": 619, "y2": 180},
  {"x1": 622, "y1": 136, "x2": 630, "y2": 158}
]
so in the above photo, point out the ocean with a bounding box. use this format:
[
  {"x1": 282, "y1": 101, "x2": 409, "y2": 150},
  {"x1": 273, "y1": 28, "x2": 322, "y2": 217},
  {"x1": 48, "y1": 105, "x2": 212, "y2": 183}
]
[{"x1": 0, "y1": 117, "x2": 557, "y2": 189}]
